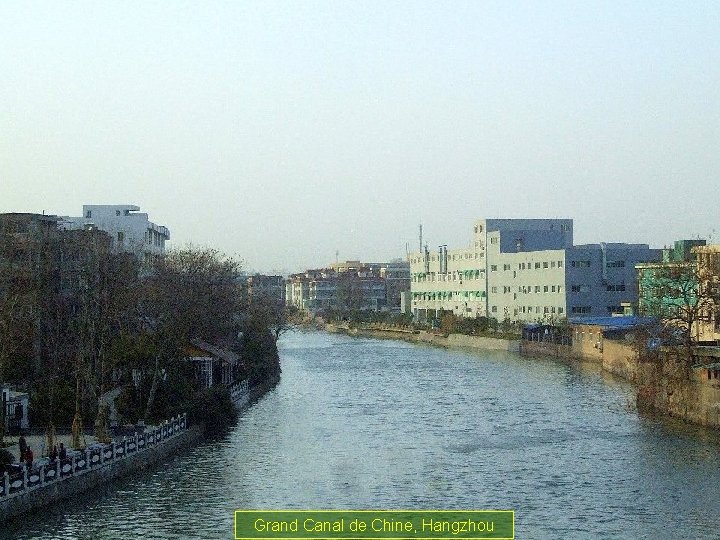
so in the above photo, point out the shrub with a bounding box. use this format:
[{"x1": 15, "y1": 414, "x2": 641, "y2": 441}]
[
  {"x1": 0, "y1": 448, "x2": 15, "y2": 467},
  {"x1": 188, "y1": 386, "x2": 238, "y2": 435}
]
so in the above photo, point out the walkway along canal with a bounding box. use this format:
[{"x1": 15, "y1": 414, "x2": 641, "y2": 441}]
[{"x1": 4, "y1": 330, "x2": 720, "y2": 539}]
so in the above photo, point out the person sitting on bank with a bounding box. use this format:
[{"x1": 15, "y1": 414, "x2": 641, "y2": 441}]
[
  {"x1": 59, "y1": 443, "x2": 67, "y2": 460},
  {"x1": 49, "y1": 444, "x2": 58, "y2": 461},
  {"x1": 25, "y1": 446, "x2": 33, "y2": 469}
]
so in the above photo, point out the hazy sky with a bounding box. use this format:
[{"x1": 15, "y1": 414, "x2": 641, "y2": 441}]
[{"x1": 1, "y1": 1, "x2": 719, "y2": 273}]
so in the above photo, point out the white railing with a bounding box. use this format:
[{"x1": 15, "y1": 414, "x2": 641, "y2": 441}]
[
  {"x1": 0, "y1": 413, "x2": 188, "y2": 500},
  {"x1": 229, "y1": 379, "x2": 250, "y2": 406}
]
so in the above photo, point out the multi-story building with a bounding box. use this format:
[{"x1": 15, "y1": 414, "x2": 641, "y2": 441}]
[
  {"x1": 693, "y1": 244, "x2": 720, "y2": 342},
  {"x1": 245, "y1": 274, "x2": 286, "y2": 306},
  {"x1": 0, "y1": 212, "x2": 116, "y2": 296},
  {"x1": 286, "y1": 260, "x2": 409, "y2": 313},
  {"x1": 636, "y1": 240, "x2": 720, "y2": 344},
  {"x1": 409, "y1": 219, "x2": 661, "y2": 323},
  {"x1": 636, "y1": 240, "x2": 706, "y2": 319},
  {"x1": 61, "y1": 204, "x2": 170, "y2": 266}
]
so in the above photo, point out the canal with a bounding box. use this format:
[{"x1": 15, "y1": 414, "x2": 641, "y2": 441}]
[{"x1": 5, "y1": 330, "x2": 720, "y2": 539}]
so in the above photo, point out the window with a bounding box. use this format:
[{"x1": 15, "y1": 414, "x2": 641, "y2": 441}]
[
  {"x1": 558, "y1": 307, "x2": 564, "y2": 314},
  {"x1": 551, "y1": 285, "x2": 556, "y2": 292},
  {"x1": 551, "y1": 261, "x2": 556, "y2": 268},
  {"x1": 116, "y1": 210, "x2": 121, "y2": 216},
  {"x1": 558, "y1": 261, "x2": 563, "y2": 268},
  {"x1": 535, "y1": 286, "x2": 541, "y2": 293},
  {"x1": 490, "y1": 265, "x2": 497, "y2": 271},
  {"x1": 491, "y1": 287, "x2": 497, "y2": 293},
  {"x1": 606, "y1": 283, "x2": 626, "y2": 292},
  {"x1": 571, "y1": 260, "x2": 591, "y2": 268},
  {"x1": 543, "y1": 262, "x2": 549, "y2": 268},
  {"x1": 606, "y1": 261, "x2": 626, "y2": 268},
  {"x1": 490, "y1": 237, "x2": 498, "y2": 244},
  {"x1": 543, "y1": 285, "x2": 549, "y2": 292},
  {"x1": 503, "y1": 264, "x2": 511, "y2": 271},
  {"x1": 571, "y1": 306, "x2": 592, "y2": 314},
  {"x1": 86, "y1": 210, "x2": 92, "y2": 218},
  {"x1": 491, "y1": 306, "x2": 497, "y2": 313},
  {"x1": 535, "y1": 262, "x2": 541, "y2": 269},
  {"x1": 117, "y1": 232, "x2": 124, "y2": 243},
  {"x1": 571, "y1": 284, "x2": 590, "y2": 293}
]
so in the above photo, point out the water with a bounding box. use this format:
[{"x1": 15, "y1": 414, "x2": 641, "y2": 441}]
[{"x1": 5, "y1": 330, "x2": 720, "y2": 539}]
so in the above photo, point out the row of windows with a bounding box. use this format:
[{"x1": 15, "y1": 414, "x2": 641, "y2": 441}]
[
  {"x1": 490, "y1": 305, "x2": 565, "y2": 315},
  {"x1": 413, "y1": 291, "x2": 486, "y2": 300},
  {"x1": 412, "y1": 270, "x2": 485, "y2": 282},
  {"x1": 409, "y1": 252, "x2": 483, "y2": 264},
  {"x1": 571, "y1": 306, "x2": 592, "y2": 314},
  {"x1": 490, "y1": 260, "x2": 564, "y2": 271},
  {"x1": 145, "y1": 229, "x2": 164, "y2": 246},
  {"x1": 492, "y1": 285, "x2": 564, "y2": 294},
  {"x1": 571, "y1": 260, "x2": 591, "y2": 268},
  {"x1": 570, "y1": 283, "x2": 626, "y2": 292}
]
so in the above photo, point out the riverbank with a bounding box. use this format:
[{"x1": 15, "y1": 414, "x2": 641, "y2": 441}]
[
  {"x1": 0, "y1": 414, "x2": 200, "y2": 523},
  {"x1": 324, "y1": 322, "x2": 520, "y2": 353},
  {"x1": 520, "y1": 337, "x2": 720, "y2": 430},
  {"x1": 1, "y1": 374, "x2": 279, "y2": 524}
]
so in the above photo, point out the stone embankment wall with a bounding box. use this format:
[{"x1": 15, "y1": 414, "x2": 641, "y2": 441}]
[
  {"x1": 519, "y1": 341, "x2": 575, "y2": 360},
  {"x1": 520, "y1": 335, "x2": 720, "y2": 429},
  {"x1": 519, "y1": 336, "x2": 639, "y2": 381},
  {"x1": 325, "y1": 323, "x2": 519, "y2": 353},
  {"x1": 1, "y1": 414, "x2": 201, "y2": 523},
  {"x1": 636, "y1": 354, "x2": 720, "y2": 428}
]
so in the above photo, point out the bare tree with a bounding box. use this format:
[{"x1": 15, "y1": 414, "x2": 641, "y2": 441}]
[
  {"x1": 638, "y1": 262, "x2": 720, "y2": 359},
  {"x1": 248, "y1": 293, "x2": 292, "y2": 343},
  {"x1": 138, "y1": 247, "x2": 244, "y2": 420}
]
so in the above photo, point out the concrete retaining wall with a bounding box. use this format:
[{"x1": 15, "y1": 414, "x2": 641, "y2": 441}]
[
  {"x1": 326, "y1": 324, "x2": 519, "y2": 353},
  {"x1": 520, "y1": 340, "x2": 575, "y2": 359},
  {"x1": 445, "y1": 333, "x2": 520, "y2": 352}
]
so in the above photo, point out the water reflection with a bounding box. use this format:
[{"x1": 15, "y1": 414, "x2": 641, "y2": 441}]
[{"x1": 4, "y1": 329, "x2": 720, "y2": 539}]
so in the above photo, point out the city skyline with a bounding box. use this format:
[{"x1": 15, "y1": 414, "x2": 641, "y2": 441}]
[{"x1": 1, "y1": 2, "x2": 718, "y2": 273}]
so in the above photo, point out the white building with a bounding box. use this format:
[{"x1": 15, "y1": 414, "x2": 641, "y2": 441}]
[
  {"x1": 409, "y1": 219, "x2": 572, "y2": 320},
  {"x1": 2, "y1": 384, "x2": 29, "y2": 433},
  {"x1": 408, "y1": 219, "x2": 661, "y2": 323},
  {"x1": 61, "y1": 205, "x2": 170, "y2": 266}
]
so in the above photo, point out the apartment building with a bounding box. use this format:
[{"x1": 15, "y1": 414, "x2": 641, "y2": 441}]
[
  {"x1": 245, "y1": 274, "x2": 286, "y2": 306},
  {"x1": 61, "y1": 204, "x2": 170, "y2": 266},
  {"x1": 286, "y1": 260, "x2": 409, "y2": 313},
  {"x1": 409, "y1": 219, "x2": 661, "y2": 323}
]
